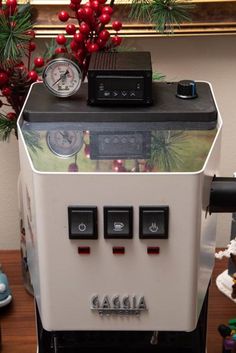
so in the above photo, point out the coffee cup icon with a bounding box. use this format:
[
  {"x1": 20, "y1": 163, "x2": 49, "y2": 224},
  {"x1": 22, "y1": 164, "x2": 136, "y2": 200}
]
[{"x1": 113, "y1": 222, "x2": 124, "y2": 232}]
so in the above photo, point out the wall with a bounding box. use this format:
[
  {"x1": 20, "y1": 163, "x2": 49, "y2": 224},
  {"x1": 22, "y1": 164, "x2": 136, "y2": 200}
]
[
  {"x1": 0, "y1": 35, "x2": 235, "y2": 249},
  {"x1": 0, "y1": 137, "x2": 20, "y2": 249}
]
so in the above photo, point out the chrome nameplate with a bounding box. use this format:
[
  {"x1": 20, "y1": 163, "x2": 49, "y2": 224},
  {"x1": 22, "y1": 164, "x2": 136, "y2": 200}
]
[{"x1": 90, "y1": 295, "x2": 147, "y2": 316}]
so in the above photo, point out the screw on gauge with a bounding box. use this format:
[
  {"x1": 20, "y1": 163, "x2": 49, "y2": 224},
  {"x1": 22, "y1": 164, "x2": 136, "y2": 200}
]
[
  {"x1": 46, "y1": 130, "x2": 84, "y2": 158},
  {"x1": 42, "y1": 57, "x2": 82, "y2": 97}
]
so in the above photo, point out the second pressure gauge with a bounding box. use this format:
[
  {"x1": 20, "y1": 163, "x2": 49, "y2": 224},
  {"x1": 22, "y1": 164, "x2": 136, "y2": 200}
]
[
  {"x1": 42, "y1": 57, "x2": 82, "y2": 97},
  {"x1": 46, "y1": 130, "x2": 84, "y2": 158}
]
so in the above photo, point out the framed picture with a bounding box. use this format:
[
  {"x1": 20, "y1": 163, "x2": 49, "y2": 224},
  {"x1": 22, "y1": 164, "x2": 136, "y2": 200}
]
[{"x1": 28, "y1": 0, "x2": 236, "y2": 37}]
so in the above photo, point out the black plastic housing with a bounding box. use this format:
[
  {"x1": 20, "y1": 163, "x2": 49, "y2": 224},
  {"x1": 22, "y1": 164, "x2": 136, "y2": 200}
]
[
  {"x1": 87, "y1": 52, "x2": 153, "y2": 106},
  {"x1": 209, "y1": 177, "x2": 236, "y2": 213}
]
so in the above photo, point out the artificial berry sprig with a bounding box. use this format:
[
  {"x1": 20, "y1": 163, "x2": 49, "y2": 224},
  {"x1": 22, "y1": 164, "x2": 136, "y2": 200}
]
[
  {"x1": 112, "y1": 160, "x2": 127, "y2": 172},
  {"x1": 56, "y1": 0, "x2": 123, "y2": 77},
  {"x1": 0, "y1": 0, "x2": 43, "y2": 140},
  {"x1": 0, "y1": 0, "x2": 123, "y2": 141}
]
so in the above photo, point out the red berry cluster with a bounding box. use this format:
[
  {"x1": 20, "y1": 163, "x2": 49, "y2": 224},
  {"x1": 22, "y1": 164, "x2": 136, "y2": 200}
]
[
  {"x1": 56, "y1": 0, "x2": 123, "y2": 70},
  {"x1": 112, "y1": 160, "x2": 127, "y2": 172},
  {"x1": 111, "y1": 159, "x2": 153, "y2": 173},
  {"x1": 0, "y1": 0, "x2": 41, "y2": 121},
  {"x1": 68, "y1": 162, "x2": 79, "y2": 172},
  {"x1": 1, "y1": 0, "x2": 17, "y2": 16}
]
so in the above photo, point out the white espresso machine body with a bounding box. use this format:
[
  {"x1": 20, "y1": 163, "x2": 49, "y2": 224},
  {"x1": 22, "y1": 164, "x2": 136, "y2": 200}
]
[{"x1": 17, "y1": 81, "x2": 221, "y2": 333}]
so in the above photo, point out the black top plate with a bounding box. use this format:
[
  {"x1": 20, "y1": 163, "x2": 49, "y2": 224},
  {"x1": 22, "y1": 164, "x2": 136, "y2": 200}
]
[{"x1": 22, "y1": 82, "x2": 217, "y2": 130}]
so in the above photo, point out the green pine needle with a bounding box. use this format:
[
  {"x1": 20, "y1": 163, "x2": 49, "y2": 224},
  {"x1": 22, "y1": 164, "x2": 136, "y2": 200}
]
[
  {"x1": 153, "y1": 72, "x2": 166, "y2": 81},
  {"x1": 150, "y1": 131, "x2": 187, "y2": 171},
  {"x1": 23, "y1": 130, "x2": 42, "y2": 153},
  {"x1": 130, "y1": 0, "x2": 193, "y2": 33},
  {"x1": 44, "y1": 39, "x2": 57, "y2": 61},
  {"x1": 0, "y1": 115, "x2": 16, "y2": 141},
  {"x1": 129, "y1": 0, "x2": 152, "y2": 23},
  {"x1": 152, "y1": 0, "x2": 193, "y2": 32},
  {"x1": 0, "y1": 3, "x2": 32, "y2": 69}
]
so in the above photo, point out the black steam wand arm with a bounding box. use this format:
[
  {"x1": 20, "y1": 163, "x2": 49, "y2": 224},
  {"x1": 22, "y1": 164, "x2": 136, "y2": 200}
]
[{"x1": 209, "y1": 176, "x2": 236, "y2": 214}]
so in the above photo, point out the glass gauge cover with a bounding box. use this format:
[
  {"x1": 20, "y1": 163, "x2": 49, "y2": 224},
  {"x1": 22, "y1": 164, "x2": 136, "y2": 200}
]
[
  {"x1": 42, "y1": 58, "x2": 82, "y2": 97},
  {"x1": 46, "y1": 130, "x2": 84, "y2": 158}
]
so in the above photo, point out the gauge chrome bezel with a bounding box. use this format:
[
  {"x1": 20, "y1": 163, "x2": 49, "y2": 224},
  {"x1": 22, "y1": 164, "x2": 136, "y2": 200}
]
[
  {"x1": 46, "y1": 130, "x2": 84, "y2": 158},
  {"x1": 42, "y1": 57, "x2": 82, "y2": 98}
]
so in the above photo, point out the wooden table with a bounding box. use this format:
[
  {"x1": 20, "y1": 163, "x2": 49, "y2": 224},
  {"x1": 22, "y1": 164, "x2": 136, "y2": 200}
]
[{"x1": 1, "y1": 250, "x2": 236, "y2": 353}]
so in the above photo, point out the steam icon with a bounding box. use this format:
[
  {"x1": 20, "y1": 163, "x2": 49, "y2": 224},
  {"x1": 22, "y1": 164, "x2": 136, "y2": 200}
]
[{"x1": 149, "y1": 222, "x2": 159, "y2": 233}]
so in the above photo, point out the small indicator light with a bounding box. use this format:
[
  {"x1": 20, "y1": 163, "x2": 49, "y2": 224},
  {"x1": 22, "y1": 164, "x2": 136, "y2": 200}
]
[
  {"x1": 78, "y1": 246, "x2": 90, "y2": 255},
  {"x1": 147, "y1": 247, "x2": 160, "y2": 255},
  {"x1": 113, "y1": 247, "x2": 125, "y2": 255}
]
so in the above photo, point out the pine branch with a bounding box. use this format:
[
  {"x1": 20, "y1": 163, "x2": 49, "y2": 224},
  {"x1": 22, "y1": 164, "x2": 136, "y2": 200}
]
[
  {"x1": 152, "y1": 0, "x2": 193, "y2": 32},
  {"x1": 129, "y1": 0, "x2": 194, "y2": 33},
  {"x1": 33, "y1": 39, "x2": 57, "y2": 75},
  {"x1": 23, "y1": 130, "x2": 42, "y2": 153},
  {"x1": 0, "y1": 3, "x2": 33, "y2": 69},
  {"x1": 0, "y1": 115, "x2": 16, "y2": 141},
  {"x1": 129, "y1": 0, "x2": 152, "y2": 23},
  {"x1": 153, "y1": 72, "x2": 166, "y2": 81},
  {"x1": 44, "y1": 39, "x2": 58, "y2": 62},
  {"x1": 150, "y1": 130, "x2": 187, "y2": 171}
]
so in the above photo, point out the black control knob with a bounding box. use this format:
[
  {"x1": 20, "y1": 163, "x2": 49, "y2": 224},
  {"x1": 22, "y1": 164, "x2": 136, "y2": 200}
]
[{"x1": 176, "y1": 80, "x2": 197, "y2": 99}]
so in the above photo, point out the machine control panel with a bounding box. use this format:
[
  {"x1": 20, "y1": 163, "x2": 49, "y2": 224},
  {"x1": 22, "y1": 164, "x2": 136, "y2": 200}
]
[
  {"x1": 95, "y1": 77, "x2": 144, "y2": 100},
  {"x1": 88, "y1": 52, "x2": 152, "y2": 106},
  {"x1": 68, "y1": 206, "x2": 168, "y2": 239}
]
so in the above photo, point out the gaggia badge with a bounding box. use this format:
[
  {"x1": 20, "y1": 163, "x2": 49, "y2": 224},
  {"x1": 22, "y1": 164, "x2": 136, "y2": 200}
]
[{"x1": 90, "y1": 295, "x2": 147, "y2": 316}]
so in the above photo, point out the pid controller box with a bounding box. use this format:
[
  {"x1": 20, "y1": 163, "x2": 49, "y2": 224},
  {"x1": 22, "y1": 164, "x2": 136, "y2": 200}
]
[{"x1": 87, "y1": 51, "x2": 153, "y2": 106}]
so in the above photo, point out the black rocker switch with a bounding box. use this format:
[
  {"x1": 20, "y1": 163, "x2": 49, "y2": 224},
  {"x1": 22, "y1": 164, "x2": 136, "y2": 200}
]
[
  {"x1": 104, "y1": 207, "x2": 133, "y2": 239},
  {"x1": 139, "y1": 206, "x2": 169, "y2": 239},
  {"x1": 68, "y1": 206, "x2": 98, "y2": 239}
]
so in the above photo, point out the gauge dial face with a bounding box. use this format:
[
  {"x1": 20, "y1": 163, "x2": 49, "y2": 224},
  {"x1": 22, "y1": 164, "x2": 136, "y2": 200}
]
[
  {"x1": 42, "y1": 58, "x2": 82, "y2": 97},
  {"x1": 46, "y1": 130, "x2": 84, "y2": 158}
]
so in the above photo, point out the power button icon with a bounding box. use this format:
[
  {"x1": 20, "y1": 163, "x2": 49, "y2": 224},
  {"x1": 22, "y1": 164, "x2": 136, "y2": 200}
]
[{"x1": 78, "y1": 223, "x2": 87, "y2": 232}]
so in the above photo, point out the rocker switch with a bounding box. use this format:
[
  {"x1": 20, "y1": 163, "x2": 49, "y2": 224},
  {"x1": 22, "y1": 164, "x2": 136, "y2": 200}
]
[
  {"x1": 104, "y1": 207, "x2": 133, "y2": 239},
  {"x1": 139, "y1": 206, "x2": 169, "y2": 239},
  {"x1": 68, "y1": 207, "x2": 98, "y2": 239}
]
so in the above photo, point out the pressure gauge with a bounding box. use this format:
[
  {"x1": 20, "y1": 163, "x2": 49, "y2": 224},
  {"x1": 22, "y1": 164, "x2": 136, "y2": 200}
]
[
  {"x1": 46, "y1": 130, "x2": 84, "y2": 158},
  {"x1": 42, "y1": 57, "x2": 82, "y2": 97}
]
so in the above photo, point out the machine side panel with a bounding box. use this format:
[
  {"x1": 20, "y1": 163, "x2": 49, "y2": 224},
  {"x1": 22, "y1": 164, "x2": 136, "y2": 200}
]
[
  {"x1": 196, "y1": 127, "x2": 222, "y2": 316},
  {"x1": 18, "y1": 136, "x2": 41, "y2": 312}
]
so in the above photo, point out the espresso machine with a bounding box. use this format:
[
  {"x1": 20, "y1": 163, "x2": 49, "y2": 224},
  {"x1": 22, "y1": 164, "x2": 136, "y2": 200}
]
[{"x1": 17, "y1": 52, "x2": 236, "y2": 353}]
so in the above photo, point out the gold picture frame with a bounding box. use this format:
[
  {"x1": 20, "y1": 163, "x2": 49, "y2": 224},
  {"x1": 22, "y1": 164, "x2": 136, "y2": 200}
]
[{"x1": 28, "y1": 0, "x2": 236, "y2": 37}]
